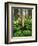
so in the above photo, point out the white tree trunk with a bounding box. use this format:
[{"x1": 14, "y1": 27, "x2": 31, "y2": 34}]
[
  {"x1": 26, "y1": 9, "x2": 28, "y2": 16},
  {"x1": 22, "y1": 9, "x2": 25, "y2": 27}
]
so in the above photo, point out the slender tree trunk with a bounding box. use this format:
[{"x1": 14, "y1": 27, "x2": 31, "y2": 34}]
[
  {"x1": 22, "y1": 9, "x2": 25, "y2": 27},
  {"x1": 26, "y1": 9, "x2": 28, "y2": 18}
]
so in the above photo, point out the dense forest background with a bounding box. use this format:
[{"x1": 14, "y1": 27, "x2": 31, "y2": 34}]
[{"x1": 12, "y1": 8, "x2": 32, "y2": 37}]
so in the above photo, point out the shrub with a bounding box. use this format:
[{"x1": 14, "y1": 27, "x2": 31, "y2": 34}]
[{"x1": 13, "y1": 15, "x2": 32, "y2": 37}]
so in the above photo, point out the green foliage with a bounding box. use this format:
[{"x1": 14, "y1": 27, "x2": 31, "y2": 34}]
[
  {"x1": 23, "y1": 30, "x2": 32, "y2": 36},
  {"x1": 13, "y1": 15, "x2": 32, "y2": 37},
  {"x1": 13, "y1": 30, "x2": 22, "y2": 37}
]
